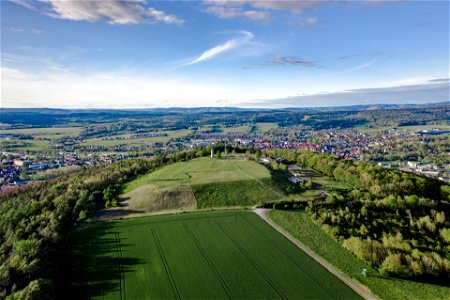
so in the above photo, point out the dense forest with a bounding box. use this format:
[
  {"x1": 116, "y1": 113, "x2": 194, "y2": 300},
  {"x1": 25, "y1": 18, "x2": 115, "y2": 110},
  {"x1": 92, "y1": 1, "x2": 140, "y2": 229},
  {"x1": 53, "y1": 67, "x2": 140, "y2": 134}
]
[
  {"x1": 265, "y1": 150, "x2": 450, "y2": 281},
  {"x1": 0, "y1": 148, "x2": 210, "y2": 299}
]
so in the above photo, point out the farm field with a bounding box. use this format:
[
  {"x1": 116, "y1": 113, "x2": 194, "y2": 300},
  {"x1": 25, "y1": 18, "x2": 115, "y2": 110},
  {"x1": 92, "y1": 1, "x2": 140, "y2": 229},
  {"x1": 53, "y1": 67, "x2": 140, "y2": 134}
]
[
  {"x1": 220, "y1": 125, "x2": 251, "y2": 133},
  {"x1": 83, "y1": 129, "x2": 192, "y2": 146},
  {"x1": 269, "y1": 210, "x2": 450, "y2": 300},
  {"x1": 255, "y1": 122, "x2": 279, "y2": 132},
  {"x1": 1, "y1": 126, "x2": 83, "y2": 138},
  {"x1": 0, "y1": 139, "x2": 49, "y2": 152},
  {"x1": 117, "y1": 157, "x2": 285, "y2": 214},
  {"x1": 58, "y1": 211, "x2": 362, "y2": 299}
]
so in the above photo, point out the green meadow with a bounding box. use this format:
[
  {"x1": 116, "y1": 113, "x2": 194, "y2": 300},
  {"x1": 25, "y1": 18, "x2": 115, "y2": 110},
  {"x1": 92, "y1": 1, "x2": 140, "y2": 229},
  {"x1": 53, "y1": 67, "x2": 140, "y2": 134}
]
[
  {"x1": 82, "y1": 129, "x2": 192, "y2": 147},
  {"x1": 118, "y1": 157, "x2": 285, "y2": 214}
]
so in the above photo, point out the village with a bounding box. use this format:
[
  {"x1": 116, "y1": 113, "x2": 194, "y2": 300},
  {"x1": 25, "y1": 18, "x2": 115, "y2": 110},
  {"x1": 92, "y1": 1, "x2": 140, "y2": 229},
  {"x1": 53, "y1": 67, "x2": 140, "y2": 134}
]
[{"x1": 2, "y1": 125, "x2": 449, "y2": 191}]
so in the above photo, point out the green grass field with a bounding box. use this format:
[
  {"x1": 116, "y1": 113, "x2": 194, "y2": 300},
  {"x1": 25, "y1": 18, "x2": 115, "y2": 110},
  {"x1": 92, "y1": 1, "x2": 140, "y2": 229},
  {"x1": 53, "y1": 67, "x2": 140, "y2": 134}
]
[
  {"x1": 83, "y1": 129, "x2": 192, "y2": 147},
  {"x1": 1, "y1": 127, "x2": 82, "y2": 138},
  {"x1": 119, "y1": 157, "x2": 285, "y2": 213},
  {"x1": 255, "y1": 122, "x2": 279, "y2": 132},
  {"x1": 0, "y1": 139, "x2": 49, "y2": 152},
  {"x1": 220, "y1": 125, "x2": 251, "y2": 133},
  {"x1": 58, "y1": 211, "x2": 361, "y2": 299},
  {"x1": 269, "y1": 210, "x2": 450, "y2": 300},
  {"x1": 124, "y1": 157, "x2": 273, "y2": 191},
  {"x1": 298, "y1": 168, "x2": 352, "y2": 191}
]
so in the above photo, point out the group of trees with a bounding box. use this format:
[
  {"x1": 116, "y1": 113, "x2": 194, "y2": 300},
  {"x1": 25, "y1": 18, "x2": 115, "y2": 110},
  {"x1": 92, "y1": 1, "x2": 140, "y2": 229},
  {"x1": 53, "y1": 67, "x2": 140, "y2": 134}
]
[
  {"x1": 0, "y1": 148, "x2": 209, "y2": 299},
  {"x1": 265, "y1": 149, "x2": 450, "y2": 280}
]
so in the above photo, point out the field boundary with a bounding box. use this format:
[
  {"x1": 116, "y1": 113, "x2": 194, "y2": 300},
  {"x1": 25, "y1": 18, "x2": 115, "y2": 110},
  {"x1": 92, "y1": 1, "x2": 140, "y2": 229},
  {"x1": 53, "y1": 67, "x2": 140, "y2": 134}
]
[{"x1": 253, "y1": 208, "x2": 376, "y2": 300}]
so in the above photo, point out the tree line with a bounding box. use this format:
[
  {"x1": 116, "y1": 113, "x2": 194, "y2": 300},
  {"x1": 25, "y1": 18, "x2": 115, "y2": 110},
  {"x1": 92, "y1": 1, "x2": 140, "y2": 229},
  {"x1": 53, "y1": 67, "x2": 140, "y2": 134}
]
[{"x1": 265, "y1": 149, "x2": 450, "y2": 281}]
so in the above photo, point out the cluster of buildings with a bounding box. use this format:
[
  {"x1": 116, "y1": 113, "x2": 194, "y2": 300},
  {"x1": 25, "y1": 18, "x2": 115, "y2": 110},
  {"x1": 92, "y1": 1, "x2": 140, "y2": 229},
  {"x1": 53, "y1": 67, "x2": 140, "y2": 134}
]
[
  {"x1": 0, "y1": 151, "x2": 134, "y2": 191},
  {"x1": 403, "y1": 161, "x2": 449, "y2": 182}
]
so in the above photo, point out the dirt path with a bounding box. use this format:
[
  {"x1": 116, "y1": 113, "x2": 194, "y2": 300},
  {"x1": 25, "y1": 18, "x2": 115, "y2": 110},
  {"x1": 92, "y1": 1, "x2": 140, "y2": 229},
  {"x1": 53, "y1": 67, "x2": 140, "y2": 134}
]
[{"x1": 252, "y1": 208, "x2": 376, "y2": 300}]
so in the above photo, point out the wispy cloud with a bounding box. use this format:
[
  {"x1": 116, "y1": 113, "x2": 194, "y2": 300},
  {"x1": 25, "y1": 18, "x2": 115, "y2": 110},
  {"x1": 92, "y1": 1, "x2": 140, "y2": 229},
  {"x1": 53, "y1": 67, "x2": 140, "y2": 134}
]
[
  {"x1": 268, "y1": 55, "x2": 316, "y2": 67},
  {"x1": 202, "y1": 1, "x2": 330, "y2": 22},
  {"x1": 180, "y1": 31, "x2": 254, "y2": 67},
  {"x1": 11, "y1": 0, "x2": 185, "y2": 25},
  {"x1": 338, "y1": 51, "x2": 385, "y2": 60},
  {"x1": 9, "y1": 27, "x2": 42, "y2": 35},
  {"x1": 203, "y1": 1, "x2": 401, "y2": 23},
  {"x1": 291, "y1": 17, "x2": 319, "y2": 28},
  {"x1": 339, "y1": 59, "x2": 376, "y2": 74},
  {"x1": 147, "y1": 7, "x2": 184, "y2": 25},
  {"x1": 204, "y1": 5, "x2": 272, "y2": 22},
  {"x1": 430, "y1": 78, "x2": 450, "y2": 83},
  {"x1": 10, "y1": 0, "x2": 37, "y2": 11},
  {"x1": 242, "y1": 79, "x2": 449, "y2": 108}
]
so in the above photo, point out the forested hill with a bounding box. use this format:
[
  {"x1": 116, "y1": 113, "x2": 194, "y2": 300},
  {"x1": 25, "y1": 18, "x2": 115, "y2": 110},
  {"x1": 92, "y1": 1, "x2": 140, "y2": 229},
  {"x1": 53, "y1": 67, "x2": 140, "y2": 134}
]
[{"x1": 265, "y1": 150, "x2": 450, "y2": 281}]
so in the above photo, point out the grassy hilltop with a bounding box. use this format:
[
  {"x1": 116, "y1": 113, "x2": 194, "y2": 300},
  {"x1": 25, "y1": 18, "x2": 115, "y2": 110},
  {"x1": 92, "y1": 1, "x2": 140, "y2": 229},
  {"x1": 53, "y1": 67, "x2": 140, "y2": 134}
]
[{"x1": 116, "y1": 157, "x2": 286, "y2": 215}]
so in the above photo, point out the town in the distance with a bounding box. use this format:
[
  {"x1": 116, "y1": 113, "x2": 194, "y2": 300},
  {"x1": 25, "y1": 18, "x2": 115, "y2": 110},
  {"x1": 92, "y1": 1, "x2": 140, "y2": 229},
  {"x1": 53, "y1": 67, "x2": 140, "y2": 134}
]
[{"x1": 1, "y1": 104, "x2": 449, "y2": 192}]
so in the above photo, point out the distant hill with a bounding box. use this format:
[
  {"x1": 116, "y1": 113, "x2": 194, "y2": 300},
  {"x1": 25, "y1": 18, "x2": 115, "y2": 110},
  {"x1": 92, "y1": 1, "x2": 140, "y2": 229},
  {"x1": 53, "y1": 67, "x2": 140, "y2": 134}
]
[{"x1": 1, "y1": 101, "x2": 448, "y2": 116}]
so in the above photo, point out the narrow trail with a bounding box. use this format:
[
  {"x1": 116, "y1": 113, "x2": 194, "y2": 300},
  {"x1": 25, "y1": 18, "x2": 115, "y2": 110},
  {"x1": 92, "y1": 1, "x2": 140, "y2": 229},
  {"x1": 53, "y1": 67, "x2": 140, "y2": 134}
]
[{"x1": 252, "y1": 208, "x2": 377, "y2": 300}]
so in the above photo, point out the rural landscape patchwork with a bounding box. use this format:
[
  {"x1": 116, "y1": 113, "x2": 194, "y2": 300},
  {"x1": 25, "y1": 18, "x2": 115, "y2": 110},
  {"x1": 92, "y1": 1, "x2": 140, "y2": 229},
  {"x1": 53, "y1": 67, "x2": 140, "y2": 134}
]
[{"x1": 1, "y1": 1, "x2": 449, "y2": 299}]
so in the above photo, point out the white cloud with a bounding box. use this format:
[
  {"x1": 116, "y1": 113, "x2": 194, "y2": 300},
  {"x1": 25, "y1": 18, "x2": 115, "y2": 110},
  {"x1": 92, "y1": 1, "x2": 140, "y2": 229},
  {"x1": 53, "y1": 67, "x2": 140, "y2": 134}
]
[
  {"x1": 1, "y1": 67, "x2": 233, "y2": 108},
  {"x1": 241, "y1": 10, "x2": 272, "y2": 21},
  {"x1": 203, "y1": 0, "x2": 326, "y2": 13},
  {"x1": 13, "y1": 0, "x2": 184, "y2": 25},
  {"x1": 1, "y1": 67, "x2": 32, "y2": 80},
  {"x1": 205, "y1": 5, "x2": 271, "y2": 21},
  {"x1": 203, "y1": 0, "x2": 327, "y2": 21},
  {"x1": 180, "y1": 31, "x2": 254, "y2": 67},
  {"x1": 203, "y1": 1, "x2": 399, "y2": 23},
  {"x1": 382, "y1": 76, "x2": 438, "y2": 87},
  {"x1": 248, "y1": 1, "x2": 327, "y2": 13},
  {"x1": 148, "y1": 8, "x2": 184, "y2": 25}
]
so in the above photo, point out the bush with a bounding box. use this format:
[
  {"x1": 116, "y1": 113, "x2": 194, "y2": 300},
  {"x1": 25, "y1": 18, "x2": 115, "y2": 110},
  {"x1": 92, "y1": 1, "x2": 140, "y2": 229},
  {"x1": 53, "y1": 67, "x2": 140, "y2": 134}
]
[{"x1": 380, "y1": 253, "x2": 409, "y2": 276}]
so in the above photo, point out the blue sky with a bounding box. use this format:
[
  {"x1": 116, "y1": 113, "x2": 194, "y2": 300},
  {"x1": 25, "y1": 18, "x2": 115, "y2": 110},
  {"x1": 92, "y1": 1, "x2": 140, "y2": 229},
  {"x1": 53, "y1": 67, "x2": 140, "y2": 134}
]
[{"x1": 1, "y1": 0, "x2": 449, "y2": 108}]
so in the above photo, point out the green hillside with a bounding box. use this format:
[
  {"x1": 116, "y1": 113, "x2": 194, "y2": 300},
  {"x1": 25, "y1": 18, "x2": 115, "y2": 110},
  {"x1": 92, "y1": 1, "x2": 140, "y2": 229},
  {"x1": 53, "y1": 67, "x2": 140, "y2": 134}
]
[{"x1": 118, "y1": 157, "x2": 285, "y2": 214}]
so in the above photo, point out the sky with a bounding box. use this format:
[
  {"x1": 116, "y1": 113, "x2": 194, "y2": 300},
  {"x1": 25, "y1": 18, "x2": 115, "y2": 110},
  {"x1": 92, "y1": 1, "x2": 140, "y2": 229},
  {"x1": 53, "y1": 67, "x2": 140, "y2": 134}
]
[{"x1": 1, "y1": 0, "x2": 449, "y2": 108}]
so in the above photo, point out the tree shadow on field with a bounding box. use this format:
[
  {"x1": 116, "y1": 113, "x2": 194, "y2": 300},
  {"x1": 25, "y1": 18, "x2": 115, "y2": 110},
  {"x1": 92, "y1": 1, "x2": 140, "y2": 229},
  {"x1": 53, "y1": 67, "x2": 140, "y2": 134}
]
[{"x1": 55, "y1": 222, "x2": 144, "y2": 299}]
